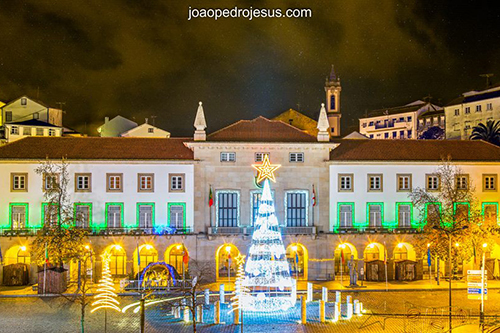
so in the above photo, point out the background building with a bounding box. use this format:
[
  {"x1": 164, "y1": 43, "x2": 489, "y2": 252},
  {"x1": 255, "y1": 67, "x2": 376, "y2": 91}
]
[
  {"x1": 445, "y1": 84, "x2": 500, "y2": 140},
  {"x1": 359, "y1": 100, "x2": 443, "y2": 140}
]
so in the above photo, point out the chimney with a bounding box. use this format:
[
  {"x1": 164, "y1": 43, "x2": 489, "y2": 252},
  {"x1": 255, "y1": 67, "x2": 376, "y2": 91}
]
[
  {"x1": 317, "y1": 103, "x2": 330, "y2": 142},
  {"x1": 145, "y1": 118, "x2": 149, "y2": 124},
  {"x1": 104, "y1": 116, "x2": 109, "y2": 124},
  {"x1": 194, "y1": 101, "x2": 207, "y2": 141}
]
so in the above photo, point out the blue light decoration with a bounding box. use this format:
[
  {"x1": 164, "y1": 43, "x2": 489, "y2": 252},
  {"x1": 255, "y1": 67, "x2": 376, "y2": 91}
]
[
  {"x1": 242, "y1": 179, "x2": 295, "y2": 312},
  {"x1": 139, "y1": 262, "x2": 178, "y2": 287},
  {"x1": 153, "y1": 226, "x2": 177, "y2": 235}
]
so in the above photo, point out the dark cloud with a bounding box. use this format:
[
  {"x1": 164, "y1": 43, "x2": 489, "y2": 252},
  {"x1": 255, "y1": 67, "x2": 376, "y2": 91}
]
[{"x1": 0, "y1": 1, "x2": 498, "y2": 136}]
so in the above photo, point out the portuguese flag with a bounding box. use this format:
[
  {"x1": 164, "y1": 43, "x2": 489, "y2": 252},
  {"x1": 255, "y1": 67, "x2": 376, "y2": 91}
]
[{"x1": 208, "y1": 186, "x2": 213, "y2": 207}]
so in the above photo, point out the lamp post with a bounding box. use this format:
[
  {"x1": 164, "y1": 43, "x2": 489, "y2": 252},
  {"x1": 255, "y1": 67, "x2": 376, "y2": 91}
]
[{"x1": 481, "y1": 243, "x2": 487, "y2": 331}]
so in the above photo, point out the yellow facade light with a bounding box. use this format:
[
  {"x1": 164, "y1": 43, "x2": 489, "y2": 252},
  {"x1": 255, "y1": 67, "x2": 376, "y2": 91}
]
[
  {"x1": 84, "y1": 245, "x2": 90, "y2": 250},
  {"x1": 292, "y1": 245, "x2": 298, "y2": 252},
  {"x1": 483, "y1": 243, "x2": 488, "y2": 248},
  {"x1": 20, "y1": 246, "x2": 27, "y2": 252},
  {"x1": 225, "y1": 245, "x2": 232, "y2": 253},
  {"x1": 397, "y1": 243, "x2": 404, "y2": 249},
  {"x1": 368, "y1": 243, "x2": 375, "y2": 249},
  {"x1": 145, "y1": 244, "x2": 153, "y2": 250},
  {"x1": 176, "y1": 244, "x2": 182, "y2": 250},
  {"x1": 339, "y1": 243, "x2": 346, "y2": 249},
  {"x1": 455, "y1": 243, "x2": 459, "y2": 247},
  {"x1": 427, "y1": 243, "x2": 431, "y2": 248}
]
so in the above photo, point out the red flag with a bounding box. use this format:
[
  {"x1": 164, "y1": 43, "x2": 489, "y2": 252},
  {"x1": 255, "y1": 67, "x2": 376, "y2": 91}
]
[
  {"x1": 208, "y1": 186, "x2": 213, "y2": 207},
  {"x1": 341, "y1": 249, "x2": 345, "y2": 264},
  {"x1": 312, "y1": 185, "x2": 317, "y2": 207},
  {"x1": 182, "y1": 250, "x2": 189, "y2": 265}
]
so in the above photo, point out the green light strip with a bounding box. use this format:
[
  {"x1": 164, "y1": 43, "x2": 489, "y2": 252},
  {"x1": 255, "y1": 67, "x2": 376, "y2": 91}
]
[
  {"x1": 482, "y1": 202, "x2": 499, "y2": 225},
  {"x1": 136, "y1": 202, "x2": 155, "y2": 228},
  {"x1": 8, "y1": 203, "x2": 30, "y2": 229},
  {"x1": 105, "y1": 202, "x2": 124, "y2": 229},
  {"x1": 73, "y1": 202, "x2": 93, "y2": 227},
  {"x1": 167, "y1": 202, "x2": 186, "y2": 230}
]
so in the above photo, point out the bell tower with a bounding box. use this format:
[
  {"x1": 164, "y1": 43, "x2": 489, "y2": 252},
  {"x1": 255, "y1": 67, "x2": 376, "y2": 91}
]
[{"x1": 325, "y1": 65, "x2": 341, "y2": 137}]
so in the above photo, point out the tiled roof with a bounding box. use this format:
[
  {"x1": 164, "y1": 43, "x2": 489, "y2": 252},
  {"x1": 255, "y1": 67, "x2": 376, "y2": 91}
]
[
  {"x1": 330, "y1": 139, "x2": 500, "y2": 162},
  {"x1": 446, "y1": 86, "x2": 500, "y2": 106},
  {"x1": 272, "y1": 109, "x2": 319, "y2": 137},
  {"x1": 0, "y1": 137, "x2": 194, "y2": 160},
  {"x1": 207, "y1": 116, "x2": 318, "y2": 142}
]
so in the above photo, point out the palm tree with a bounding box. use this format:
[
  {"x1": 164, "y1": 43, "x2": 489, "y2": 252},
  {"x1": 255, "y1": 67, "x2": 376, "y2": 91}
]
[{"x1": 470, "y1": 120, "x2": 500, "y2": 146}]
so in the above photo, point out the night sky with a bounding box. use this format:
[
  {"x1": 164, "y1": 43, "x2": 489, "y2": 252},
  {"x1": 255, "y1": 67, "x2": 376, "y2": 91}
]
[{"x1": 0, "y1": 1, "x2": 499, "y2": 136}]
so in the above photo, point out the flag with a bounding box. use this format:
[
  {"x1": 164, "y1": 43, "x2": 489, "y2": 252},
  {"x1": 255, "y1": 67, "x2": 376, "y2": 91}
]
[
  {"x1": 427, "y1": 248, "x2": 432, "y2": 267},
  {"x1": 295, "y1": 252, "x2": 299, "y2": 264},
  {"x1": 0, "y1": 244, "x2": 3, "y2": 263},
  {"x1": 208, "y1": 186, "x2": 214, "y2": 207},
  {"x1": 136, "y1": 243, "x2": 141, "y2": 268},
  {"x1": 182, "y1": 250, "x2": 189, "y2": 265},
  {"x1": 45, "y1": 243, "x2": 49, "y2": 264},
  {"x1": 312, "y1": 185, "x2": 317, "y2": 207},
  {"x1": 473, "y1": 245, "x2": 477, "y2": 264},
  {"x1": 384, "y1": 249, "x2": 387, "y2": 264},
  {"x1": 341, "y1": 249, "x2": 345, "y2": 264}
]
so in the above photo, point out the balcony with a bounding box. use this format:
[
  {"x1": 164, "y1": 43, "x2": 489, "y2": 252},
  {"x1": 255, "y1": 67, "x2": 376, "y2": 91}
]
[
  {"x1": 0, "y1": 228, "x2": 39, "y2": 237},
  {"x1": 0, "y1": 227, "x2": 193, "y2": 237},
  {"x1": 337, "y1": 226, "x2": 419, "y2": 234},
  {"x1": 208, "y1": 226, "x2": 317, "y2": 235}
]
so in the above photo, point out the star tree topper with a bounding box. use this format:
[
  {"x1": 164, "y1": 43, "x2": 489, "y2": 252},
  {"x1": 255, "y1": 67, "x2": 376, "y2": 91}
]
[{"x1": 252, "y1": 154, "x2": 281, "y2": 183}]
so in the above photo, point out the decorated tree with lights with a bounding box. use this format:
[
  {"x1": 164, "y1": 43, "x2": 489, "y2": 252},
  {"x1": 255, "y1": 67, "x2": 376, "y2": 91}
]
[
  {"x1": 91, "y1": 252, "x2": 121, "y2": 331},
  {"x1": 243, "y1": 156, "x2": 295, "y2": 311}
]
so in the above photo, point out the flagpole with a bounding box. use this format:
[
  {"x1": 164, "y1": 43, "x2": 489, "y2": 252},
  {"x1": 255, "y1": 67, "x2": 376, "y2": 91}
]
[
  {"x1": 43, "y1": 242, "x2": 47, "y2": 295},
  {"x1": 384, "y1": 243, "x2": 388, "y2": 292},
  {"x1": 312, "y1": 185, "x2": 315, "y2": 227}
]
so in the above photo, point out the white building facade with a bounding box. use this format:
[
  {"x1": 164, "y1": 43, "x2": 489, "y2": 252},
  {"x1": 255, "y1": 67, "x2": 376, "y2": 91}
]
[{"x1": 445, "y1": 85, "x2": 500, "y2": 140}]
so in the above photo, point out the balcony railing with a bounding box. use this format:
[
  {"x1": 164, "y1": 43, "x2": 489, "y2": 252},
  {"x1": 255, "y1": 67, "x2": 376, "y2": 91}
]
[
  {"x1": 208, "y1": 226, "x2": 317, "y2": 235},
  {"x1": 0, "y1": 227, "x2": 193, "y2": 237},
  {"x1": 337, "y1": 226, "x2": 418, "y2": 234}
]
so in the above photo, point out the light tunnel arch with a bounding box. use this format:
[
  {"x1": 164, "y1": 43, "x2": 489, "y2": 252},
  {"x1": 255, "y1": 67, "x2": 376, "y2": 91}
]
[{"x1": 216, "y1": 243, "x2": 240, "y2": 281}]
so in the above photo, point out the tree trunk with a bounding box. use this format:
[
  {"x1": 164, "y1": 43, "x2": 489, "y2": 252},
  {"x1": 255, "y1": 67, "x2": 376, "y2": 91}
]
[{"x1": 81, "y1": 303, "x2": 85, "y2": 333}]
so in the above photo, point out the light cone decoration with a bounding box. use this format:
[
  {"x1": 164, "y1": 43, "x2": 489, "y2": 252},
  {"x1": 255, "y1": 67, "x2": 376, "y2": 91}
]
[
  {"x1": 230, "y1": 254, "x2": 249, "y2": 313},
  {"x1": 242, "y1": 179, "x2": 295, "y2": 312},
  {"x1": 91, "y1": 252, "x2": 121, "y2": 313}
]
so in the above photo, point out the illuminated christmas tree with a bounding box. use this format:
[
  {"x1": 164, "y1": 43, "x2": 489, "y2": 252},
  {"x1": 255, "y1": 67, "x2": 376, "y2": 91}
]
[
  {"x1": 242, "y1": 178, "x2": 295, "y2": 312},
  {"x1": 91, "y1": 252, "x2": 121, "y2": 313},
  {"x1": 230, "y1": 254, "x2": 249, "y2": 312}
]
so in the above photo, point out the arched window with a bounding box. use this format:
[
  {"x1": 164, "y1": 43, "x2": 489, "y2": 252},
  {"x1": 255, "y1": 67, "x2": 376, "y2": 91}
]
[
  {"x1": 138, "y1": 245, "x2": 158, "y2": 273},
  {"x1": 216, "y1": 244, "x2": 240, "y2": 281},
  {"x1": 394, "y1": 245, "x2": 408, "y2": 261},
  {"x1": 166, "y1": 244, "x2": 189, "y2": 275},
  {"x1": 286, "y1": 243, "x2": 308, "y2": 280},
  {"x1": 5, "y1": 245, "x2": 30, "y2": 265},
  {"x1": 364, "y1": 243, "x2": 383, "y2": 262},
  {"x1": 334, "y1": 243, "x2": 357, "y2": 275},
  {"x1": 108, "y1": 245, "x2": 126, "y2": 276}
]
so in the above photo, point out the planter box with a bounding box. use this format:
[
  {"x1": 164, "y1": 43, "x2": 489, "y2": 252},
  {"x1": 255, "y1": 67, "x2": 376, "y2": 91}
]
[{"x1": 37, "y1": 266, "x2": 68, "y2": 294}]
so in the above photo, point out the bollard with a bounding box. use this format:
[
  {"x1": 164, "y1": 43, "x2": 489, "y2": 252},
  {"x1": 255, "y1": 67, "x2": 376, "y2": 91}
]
[
  {"x1": 322, "y1": 287, "x2": 328, "y2": 303},
  {"x1": 205, "y1": 289, "x2": 210, "y2": 305},
  {"x1": 320, "y1": 300, "x2": 326, "y2": 323},
  {"x1": 215, "y1": 301, "x2": 220, "y2": 324},
  {"x1": 341, "y1": 295, "x2": 353, "y2": 319},
  {"x1": 183, "y1": 306, "x2": 190, "y2": 322},
  {"x1": 219, "y1": 284, "x2": 225, "y2": 304},
  {"x1": 196, "y1": 304, "x2": 203, "y2": 323},
  {"x1": 353, "y1": 300, "x2": 360, "y2": 315},
  {"x1": 174, "y1": 306, "x2": 180, "y2": 319},
  {"x1": 332, "y1": 301, "x2": 340, "y2": 322},
  {"x1": 233, "y1": 304, "x2": 240, "y2": 324},
  {"x1": 335, "y1": 291, "x2": 341, "y2": 303},
  {"x1": 301, "y1": 296, "x2": 307, "y2": 324},
  {"x1": 307, "y1": 282, "x2": 313, "y2": 302}
]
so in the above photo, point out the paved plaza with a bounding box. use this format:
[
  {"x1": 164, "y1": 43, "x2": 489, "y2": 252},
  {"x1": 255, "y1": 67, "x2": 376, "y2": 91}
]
[{"x1": 1, "y1": 289, "x2": 500, "y2": 332}]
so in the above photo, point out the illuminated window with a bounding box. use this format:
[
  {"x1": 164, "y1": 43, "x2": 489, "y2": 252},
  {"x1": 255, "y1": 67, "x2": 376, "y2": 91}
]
[
  {"x1": 138, "y1": 173, "x2": 154, "y2": 192},
  {"x1": 139, "y1": 246, "x2": 158, "y2": 272},
  {"x1": 168, "y1": 245, "x2": 188, "y2": 275},
  {"x1": 426, "y1": 174, "x2": 440, "y2": 191},
  {"x1": 36, "y1": 128, "x2": 44, "y2": 136},
  {"x1": 487, "y1": 103, "x2": 493, "y2": 111},
  {"x1": 75, "y1": 173, "x2": 91, "y2": 192},
  {"x1": 286, "y1": 244, "x2": 306, "y2": 279},
  {"x1": 17, "y1": 247, "x2": 30, "y2": 264},
  {"x1": 106, "y1": 173, "x2": 123, "y2": 192},
  {"x1": 20, "y1": 97, "x2": 27, "y2": 105},
  {"x1": 364, "y1": 245, "x2": 380, "y2": 261},
  {"x1": 48, "y1": 129, "x2": 56, "y2": 136},
  {"x1": 483, "y1": 203, "x2": 498, "y2": 224},
  {"x1": 23, "y1": 127, "x2": 31, "y2": 136},
  {"x1": 169, "y1": 204, "x2": 184, "y2": 229},
  {"x1": 10, "y1": 126, "x2": 19, "y2": 135},
  {"x1": 394, "y1": 246, "x2": 408, "y2": 261},
  {"x1": 169, "y1": 174, "x2": 184, "y2": 192},
  {"x1": 10, "y1": 204, "x2": 27, "y2": 229},
  {"x1": 148, "y1": 127, "x2": 154, "y2": 133},
  {"x1": 109, "y1": 247, "x2": 126, "y2": 276}
]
